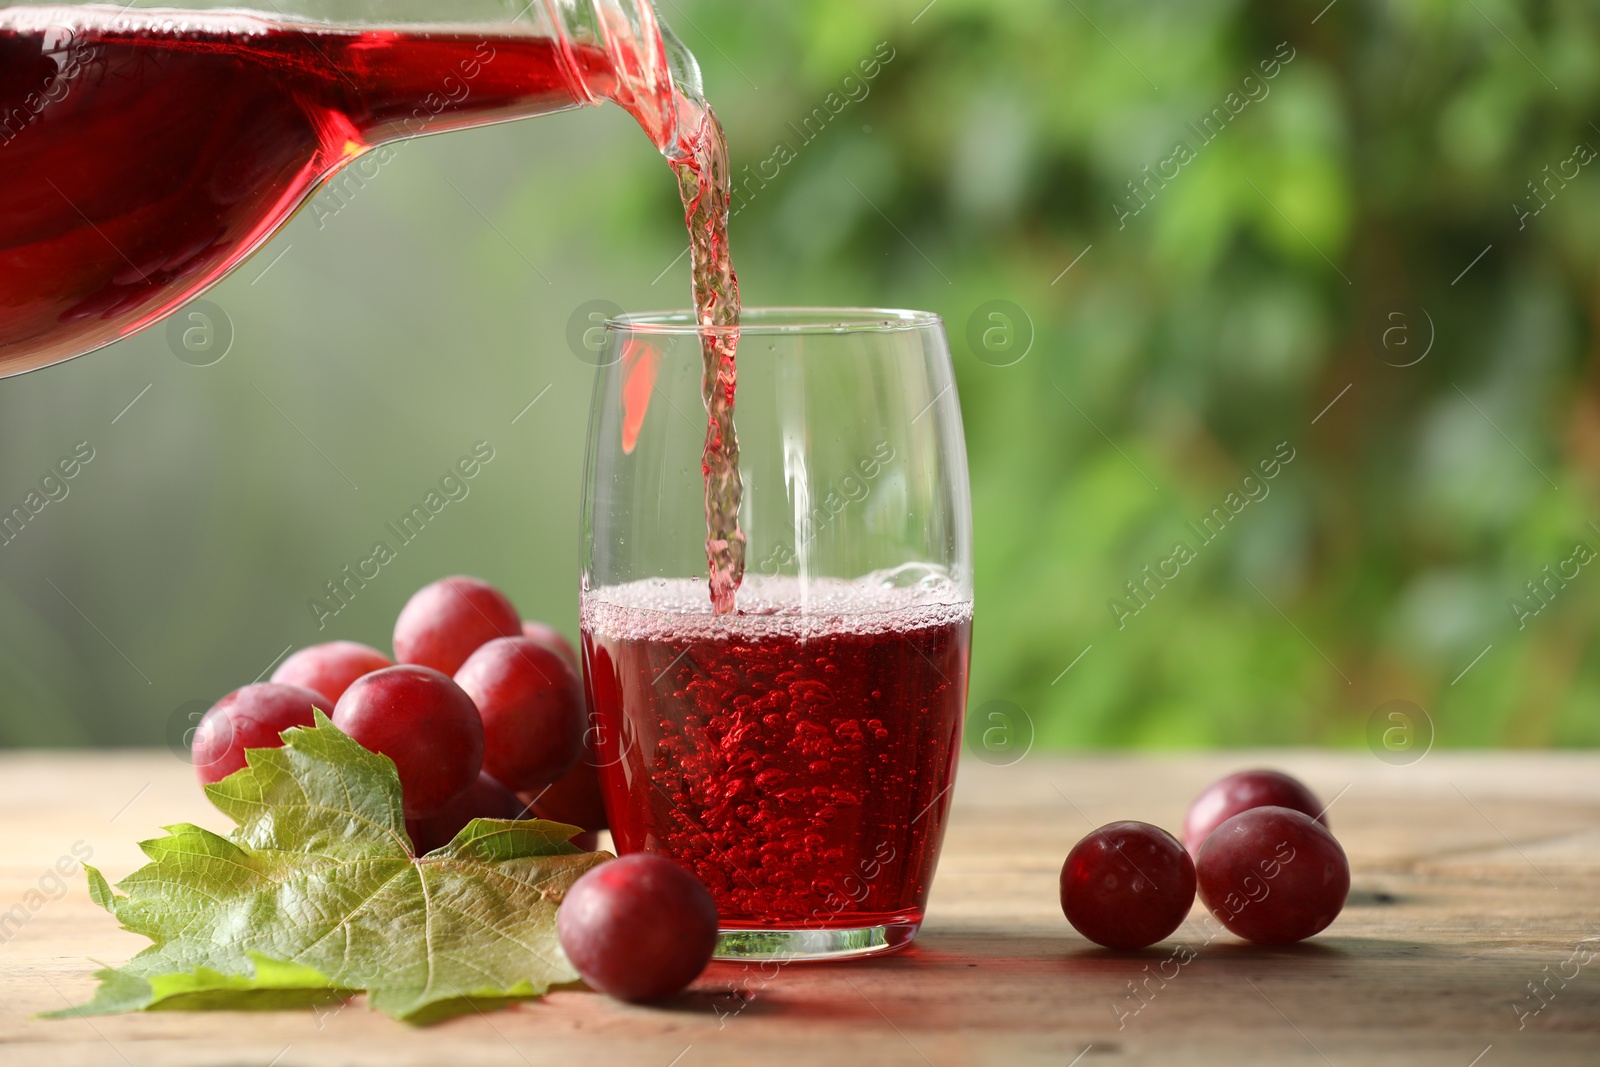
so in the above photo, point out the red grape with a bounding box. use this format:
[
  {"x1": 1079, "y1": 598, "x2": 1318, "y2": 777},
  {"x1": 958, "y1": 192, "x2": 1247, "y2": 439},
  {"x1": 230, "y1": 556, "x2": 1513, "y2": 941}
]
[
  {"x1": 1060, "y1": 821, "x2": 1196, "y2": 949},
  {"x1": 332, "y1": 665, "x2": 484, "y2": 818},
  {"x1": 191, "y1": 683, "x2": 325, "y2": 785},
  {"x1": 1195, "y1": 806, "x2": 1350, "y2": 944},
  {"x1": 406, "y1": 771, "x2": 526, "y2": 855},
  {"x1": 524, "y1": 733, "x2": 609, "y2": 848},
  {"x1": 270, "y1": 640, "x2": 392, "y2": 706},
  {"x1": 555, "y1": 828, "x2": 601, "y2": 852},
  {"x1": 557, "y1": 853, "x2": 718, "y2": 1002},
  {"x1": 522, "y1": 773, "x2": 604, "y2": 851},
  {"x1": 393, "y1": 576, "x2": 521, "y2": 675},
  {"x1": 455, "y1": 637, "x2": 585, "y2": 792},
  {"x1": 1183, "y1": 769, "x2": 1326, "y2": 857},
  {"x1": 521, "y1": 619, "x2": 579, "y2": 670}
]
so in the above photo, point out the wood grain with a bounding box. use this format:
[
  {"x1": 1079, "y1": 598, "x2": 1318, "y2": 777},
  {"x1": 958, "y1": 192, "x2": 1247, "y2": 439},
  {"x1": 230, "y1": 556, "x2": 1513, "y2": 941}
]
[{"x1": 1, "y1": 750, "x2": 1596, "y2": 1066}]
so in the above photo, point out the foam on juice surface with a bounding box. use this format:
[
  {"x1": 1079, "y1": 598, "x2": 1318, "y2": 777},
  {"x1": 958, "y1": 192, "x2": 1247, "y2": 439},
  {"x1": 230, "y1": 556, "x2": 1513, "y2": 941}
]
[{"x1": 582, "y1": 568, "x2": 973, "y2": 642}]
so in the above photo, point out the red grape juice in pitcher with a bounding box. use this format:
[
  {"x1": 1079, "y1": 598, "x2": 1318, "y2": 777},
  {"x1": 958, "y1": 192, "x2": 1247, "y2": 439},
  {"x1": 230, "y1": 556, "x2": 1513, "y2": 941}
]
[{"x1": 0, "y1": 2, "x2": 731, "y2": 377}]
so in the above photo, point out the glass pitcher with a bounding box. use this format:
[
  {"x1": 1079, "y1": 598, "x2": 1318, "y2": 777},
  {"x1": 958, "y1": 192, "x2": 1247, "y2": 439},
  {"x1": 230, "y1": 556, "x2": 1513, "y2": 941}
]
[{"x1": 0, "y1": 0, "x2": 703, "y2": 377}]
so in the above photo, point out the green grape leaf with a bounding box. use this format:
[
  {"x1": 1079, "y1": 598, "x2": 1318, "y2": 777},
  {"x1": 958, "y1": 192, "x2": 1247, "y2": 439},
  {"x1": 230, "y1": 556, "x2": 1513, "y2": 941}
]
[{"x1": 51, "y1": 711, "x2": 607, "y2": 1022}]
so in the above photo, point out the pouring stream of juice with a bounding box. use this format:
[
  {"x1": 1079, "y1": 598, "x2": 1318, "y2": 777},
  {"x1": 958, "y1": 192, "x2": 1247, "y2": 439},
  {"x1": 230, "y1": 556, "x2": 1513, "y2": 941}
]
[{"x1": 0, "y1": 4, "x2": 745, "y2": 611}]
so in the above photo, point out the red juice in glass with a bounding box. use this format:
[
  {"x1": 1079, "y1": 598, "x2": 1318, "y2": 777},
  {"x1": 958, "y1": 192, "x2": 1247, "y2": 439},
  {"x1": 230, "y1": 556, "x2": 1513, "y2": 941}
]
[{"x1": 582, "y1": 576, "x2": 971, "y2": 941}]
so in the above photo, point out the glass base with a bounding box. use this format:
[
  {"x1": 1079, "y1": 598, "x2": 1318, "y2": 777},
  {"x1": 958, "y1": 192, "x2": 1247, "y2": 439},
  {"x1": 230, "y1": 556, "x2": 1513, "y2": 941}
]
[{"x1": 713, "y1": 921, "x2": 920, "y2": 962}]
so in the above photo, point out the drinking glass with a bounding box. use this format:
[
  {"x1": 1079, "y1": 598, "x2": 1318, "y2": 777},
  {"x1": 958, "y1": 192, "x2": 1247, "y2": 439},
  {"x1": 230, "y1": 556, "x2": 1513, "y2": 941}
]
[{"x1": 580, "y1": 308, "x2": 974, "y2": 960}]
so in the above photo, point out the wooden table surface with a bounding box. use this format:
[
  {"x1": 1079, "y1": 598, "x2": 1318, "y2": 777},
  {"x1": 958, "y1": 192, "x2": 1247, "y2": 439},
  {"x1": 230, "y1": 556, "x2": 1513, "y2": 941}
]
[{"x1": 1, "y1": 750, "x2": 1597, "y2": 1066}]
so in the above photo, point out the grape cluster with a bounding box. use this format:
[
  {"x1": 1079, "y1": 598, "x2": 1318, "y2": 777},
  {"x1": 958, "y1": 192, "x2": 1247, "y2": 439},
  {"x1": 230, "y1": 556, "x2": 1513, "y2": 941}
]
[
  {"x1": 190, "y1": 575, "x2": 598, "y2": 850},
  {"x1": 190, "y1": 574, "x2": 720, "y2": 1003},
  {"x1": 1060, "y1": 769, "x2": 1350, "y2": 948}
]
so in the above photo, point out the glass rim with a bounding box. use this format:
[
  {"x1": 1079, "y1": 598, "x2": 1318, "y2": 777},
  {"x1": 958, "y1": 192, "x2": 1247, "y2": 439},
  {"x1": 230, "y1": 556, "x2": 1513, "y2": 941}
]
[{"x1": 606, "y1": 307, "x2": 943, "y2": 336}]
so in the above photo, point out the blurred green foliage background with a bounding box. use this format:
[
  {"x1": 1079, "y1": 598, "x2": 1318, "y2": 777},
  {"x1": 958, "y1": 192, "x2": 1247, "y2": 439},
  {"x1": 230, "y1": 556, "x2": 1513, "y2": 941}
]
[{"x1": 2, "y1": 0, "x2": 1599, "y2": 750}]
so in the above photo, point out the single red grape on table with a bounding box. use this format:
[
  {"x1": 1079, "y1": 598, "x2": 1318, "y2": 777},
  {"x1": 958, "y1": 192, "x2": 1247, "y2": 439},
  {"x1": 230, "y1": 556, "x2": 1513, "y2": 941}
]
[
  {"x1": 1183, "y1": 769, "x2": 1326, "y2": 857},
  {"x1": 332, "y1": 665, "x2": 484, "y2": 818},
  {"x1": 191, "y1": 683, "x2": 325, "y2": 785},
  {"x1": 270, "y1": 640, "x2": 392, "y2": 706},
  {"x1": 455, "y1": 636, "x2": 585, "y2": 793},
  {"x1": 406, "y1": 770, "x2": 526, "y2": 855},
  {"x1": 557, "y1": 853, "x2": 718, "y2": 1002},
  {"x1": 520, "y1": 619, "x2": 578, "y2": 670},
  {"x1": 393, "y1": 575, "x2": 521, "y2": 675},
  {"x1": 1195, "y1": 805, "x2": 1350, "y2": 944},
  {"x1": 1060, "y1": 821, "x2": 1197, "y2": 949}
]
